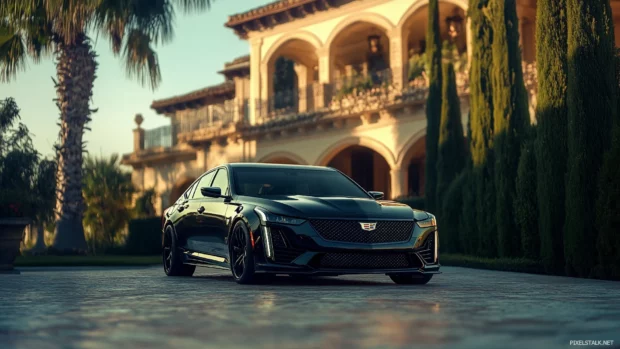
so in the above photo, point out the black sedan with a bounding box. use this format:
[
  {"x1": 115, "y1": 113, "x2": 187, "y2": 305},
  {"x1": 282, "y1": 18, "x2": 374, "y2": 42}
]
[{"x1": 161, "y1": 163, "x2": 440, "y2": 284}]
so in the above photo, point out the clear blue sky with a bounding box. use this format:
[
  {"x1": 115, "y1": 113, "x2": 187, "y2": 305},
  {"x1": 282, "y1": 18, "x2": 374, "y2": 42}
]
[{"x1": 0, "y1": 0, "x2": 272, "y2": 159}]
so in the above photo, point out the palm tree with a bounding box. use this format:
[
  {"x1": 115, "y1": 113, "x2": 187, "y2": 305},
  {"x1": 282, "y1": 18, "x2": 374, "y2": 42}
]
[
  {"x1": 83, "y1": 154, "x2": 134, "y2": 253},
  {"x1": 0, "y1": 0, "x2": 212, "y2": 252}
]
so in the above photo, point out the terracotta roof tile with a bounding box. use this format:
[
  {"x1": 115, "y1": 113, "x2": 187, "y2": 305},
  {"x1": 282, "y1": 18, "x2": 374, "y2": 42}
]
[
  {"x1": 225, "y1": 0, "x2": 318, "y2": 27},
  {"x1": 151, "y1": 81, "x2": 235, "y2": 112}
]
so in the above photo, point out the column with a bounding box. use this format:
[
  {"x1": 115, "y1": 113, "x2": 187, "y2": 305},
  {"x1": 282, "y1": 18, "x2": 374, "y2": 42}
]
[
  {"x1": 316, "y1": 47, "x2": 331, "y2": 108},
  {"x1": 389, "y1": 29, "x2": 406, "y2": 91},
  {"x1": 390, "y1": 168, "x2": 406, "y2": 199},
  {"x1": 294, "y1": 63, "x2": 308, "y2": 113},
  {"x1": 249, "y1": 38, "x2": 263, "y2": 126}
]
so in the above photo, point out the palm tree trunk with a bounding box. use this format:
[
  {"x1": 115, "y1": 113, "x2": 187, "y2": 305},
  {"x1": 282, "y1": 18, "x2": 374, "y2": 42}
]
[{"x1": 51, "y1": 33, "x2": 97, "y2": 253}]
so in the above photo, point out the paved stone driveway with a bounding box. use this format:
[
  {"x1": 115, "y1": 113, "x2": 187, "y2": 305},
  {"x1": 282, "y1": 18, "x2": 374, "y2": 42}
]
[{"x1": 1, "y1": 266, "x2": 619, "y2": 349}]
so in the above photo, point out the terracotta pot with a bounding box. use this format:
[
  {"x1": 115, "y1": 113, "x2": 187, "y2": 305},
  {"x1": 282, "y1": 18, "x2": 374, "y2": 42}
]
[{"x1": 0, "y1": 217, "x2": 31, "y2": 274}]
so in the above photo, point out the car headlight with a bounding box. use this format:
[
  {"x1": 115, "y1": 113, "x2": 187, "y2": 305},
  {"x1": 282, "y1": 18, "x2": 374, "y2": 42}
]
[
  {"x1": 416, "y1": 214, "x2": 437, "y2": 228},
  {"x1": 254, "y1": 207, "x2": 306, "y2": 225}
]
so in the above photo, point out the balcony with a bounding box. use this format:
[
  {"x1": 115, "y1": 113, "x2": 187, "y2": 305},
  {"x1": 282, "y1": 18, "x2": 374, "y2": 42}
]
[
  {"x1": 251, "y1": 66, "x2": 471, "y2": 125},
  {"x1": 174, "y1": 100, "x2": 242, "y2": 145},
  {"x1": 144, "y1": 125, "x2": 174, "y2": 149}
]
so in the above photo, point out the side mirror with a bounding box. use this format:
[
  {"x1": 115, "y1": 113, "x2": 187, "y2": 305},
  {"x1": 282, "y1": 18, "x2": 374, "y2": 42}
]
[
  {"x1": 201, "y1": 187, "x2": 222, "y2": 198},
  {"x1": 369, "y1": 191, "x2": 384, "y2": 200}
]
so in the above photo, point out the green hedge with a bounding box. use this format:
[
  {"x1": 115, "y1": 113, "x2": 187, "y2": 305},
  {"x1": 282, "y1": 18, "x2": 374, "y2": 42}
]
[
  {"x1": 395, "y1": 196, "x2": 425, "y2": 211},
  {"x1": 125, "y1": 217, "x2": 163, "y2": 255}
]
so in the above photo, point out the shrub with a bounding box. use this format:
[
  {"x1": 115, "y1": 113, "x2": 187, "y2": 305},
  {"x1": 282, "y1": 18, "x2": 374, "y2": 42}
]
[
  {"x1": 125, "y1": 218, "x2": 163, "y2": 255},
  {"x1": 440, "y1": 172, "x2": 467, "y2": 253},
  {"x1": 594, "y1": 127, "x2": 620, "y2": 280},
  {"x1": 436, "y1": 62, "x2": 466, "y2": 212},
  {"x1": 535, "y1": 0, "x2": 568, "y2": 274},
  {"x1": 490, "y1": 0, "x2": 530, "y2": 258},
  {"x1": 424, "y1": 0, "x2": 443, "y2": 215},
  {"x1": 460, "y1": 169, "x2": 478, "y2": 255},
  {"x1": 565, "y1": 0, "x2": 617, "y2": 277},
  {"x1": 515, "y1": 137, "x2": 539, "y2": 260},
  {"x1": 134, "y1": 188, "x2": 157, "y2": 218}
]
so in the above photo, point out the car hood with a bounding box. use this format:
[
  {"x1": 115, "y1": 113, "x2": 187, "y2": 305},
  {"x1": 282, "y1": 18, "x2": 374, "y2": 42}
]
[{"x1": 237, "y1": 195, "x2": 425, "y2": 220}]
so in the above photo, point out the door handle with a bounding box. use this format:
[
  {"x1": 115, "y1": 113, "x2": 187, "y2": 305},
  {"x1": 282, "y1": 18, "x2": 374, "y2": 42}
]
[{"x1": 197, "y1": 206, "x2": 205, "y2": 214}]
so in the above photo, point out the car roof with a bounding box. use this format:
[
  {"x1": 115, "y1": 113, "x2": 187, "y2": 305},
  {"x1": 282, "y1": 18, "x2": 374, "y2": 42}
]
[{"x1": 226, "y1": 163, "x2": 336, "y2": 171}]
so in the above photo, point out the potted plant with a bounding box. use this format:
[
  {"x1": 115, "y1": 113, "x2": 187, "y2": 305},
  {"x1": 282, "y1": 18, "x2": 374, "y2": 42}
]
[{"x1": 0, "y1": 98, "x2": 51, "y2": 273}]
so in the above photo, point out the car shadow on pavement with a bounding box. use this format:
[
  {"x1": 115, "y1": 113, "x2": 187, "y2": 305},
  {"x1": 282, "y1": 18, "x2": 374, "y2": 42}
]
[{"x1": 190, "y1": 274, "x2": 440, "y2": 288}]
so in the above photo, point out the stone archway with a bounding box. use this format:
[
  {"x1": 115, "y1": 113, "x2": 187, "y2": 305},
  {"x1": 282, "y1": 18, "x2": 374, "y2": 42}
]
[
  {"x1": 397, "y1": 131, "x2": 427, "y2": 197},
  {"x1": 326, "y1": 16, "x2": 394, "y2": 98},
  {"x1": 261, "y1": 34, "x2": 321, "y2": 118},
  {"x1": 321, "y1": 145, "x2": 392, "y2": 198}
]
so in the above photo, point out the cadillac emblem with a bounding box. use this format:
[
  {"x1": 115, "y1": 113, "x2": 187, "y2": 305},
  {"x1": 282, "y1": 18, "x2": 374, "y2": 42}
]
[{"x1": 360, "y1": 222, "x2": 377, "y2": 231}]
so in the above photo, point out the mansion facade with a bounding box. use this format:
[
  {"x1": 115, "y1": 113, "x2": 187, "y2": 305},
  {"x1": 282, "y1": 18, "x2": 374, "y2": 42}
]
[{"x1": 121, "y1": 0, "x2": 620, "y2": 214}]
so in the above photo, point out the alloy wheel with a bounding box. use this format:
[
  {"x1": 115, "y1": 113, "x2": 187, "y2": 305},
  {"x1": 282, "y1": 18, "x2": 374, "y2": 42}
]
[
  {"x1": 163, "y1": 234, "x2": 172, "y2": 274},
  {"x1": 231, "y1": 225, "x2": 247, "y2": 279}
]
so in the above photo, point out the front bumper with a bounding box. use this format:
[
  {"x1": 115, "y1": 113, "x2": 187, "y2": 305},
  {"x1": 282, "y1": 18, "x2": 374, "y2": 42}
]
[{"x1": 253, "y1": 220, "x2": 440, "y2": 276}]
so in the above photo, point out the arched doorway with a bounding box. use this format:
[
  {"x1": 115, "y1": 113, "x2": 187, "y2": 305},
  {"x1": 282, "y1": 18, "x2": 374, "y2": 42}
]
[
  {"x1": 400, "y1": 135, "x2": 426, "y2": 197},
  {"x1": 328, "y1": 19, "x2": 392, "y2": 100},
  {"x1": 169, "y1": 177, "x2": 196, "y2": 205},
  {"x1": 263, "y1": 38, "x2": 319, "y2": 118},
  {"x1": 325, "y1": 145, "x2": 391, "y2": 198},
  {"x1": 402, "y1": 2, "x2": 468, "y2": 85}
]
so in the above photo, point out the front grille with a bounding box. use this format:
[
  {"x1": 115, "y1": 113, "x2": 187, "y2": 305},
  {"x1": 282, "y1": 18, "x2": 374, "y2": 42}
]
[
  {"x1": 309, "y1": 220, "x2": 414, "y2": 244},
  {"x1": 312, "y1": 252, "x2": 422, "y2": 269},
  {"x1": 271, "y1": 228, "x2": 304, "y2": 264},
  {"x1": 417, "y1": 233, "x2": 436, "y2": 264}
]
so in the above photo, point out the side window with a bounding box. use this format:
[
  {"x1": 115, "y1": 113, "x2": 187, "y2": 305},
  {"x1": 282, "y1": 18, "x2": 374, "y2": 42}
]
[
  {"x1": 184, "y1": 182, "x2": 197, "y2": 200},
  {"x1": 211, "y1": 169, "x2": 230, "y2": 196},
  {"x1": 191, "y1": 171, "x2": 216, "y2": 199}
]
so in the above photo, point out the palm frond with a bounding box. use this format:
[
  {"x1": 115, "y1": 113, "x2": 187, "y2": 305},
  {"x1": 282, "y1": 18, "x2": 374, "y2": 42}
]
[
  {"x1": 174, "y1": 0, "x2": 212, "y2": 14},
  {"x1": 44, "y1": 0, "x2": 101, "y2": 44},
  {"x1": 0, "y1": 0, "x2": 40, "y2": 19},
  {"x1": 0, "y1": 29, "x2": 27, "y2": 82},
  {"x1": 122, "y1": 28, "x2": 161, "y2": 90}
]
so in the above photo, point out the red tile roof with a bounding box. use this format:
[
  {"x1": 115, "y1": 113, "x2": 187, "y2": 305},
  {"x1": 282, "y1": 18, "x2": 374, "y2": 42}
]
[{"x1": 150, "y1": 81, "x2": 235, "y2": 113}]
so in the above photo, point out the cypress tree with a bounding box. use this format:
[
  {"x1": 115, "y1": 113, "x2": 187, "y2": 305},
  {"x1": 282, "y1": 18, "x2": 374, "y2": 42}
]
[
  {"x1": 595, "y1": 127, "x2": 620, "y2": 280},
  {"x1": 441, "y1": 172, "x2": 467, "y2": 253},
  {"x1": 436, "y1": 62, "x2": 466, "y2": 208},
  {"x1": 535, "y1": 0, "x2": 568, "y2": 273},
  {"x1": 565, "y1": 0, "x2": 616, "y2": 277},
  {"x1": 468, "y1": 0, "x2": 495, "y2": 257},
  {"x1": 424, "y1": 0, "x2": 442, "y2": 215},
  {"x1": 489, "y1": 0, "x2": 530, "y2": 258},
  {"x1": 515, "y1": 135, "x2": 539, "y2": 260}
]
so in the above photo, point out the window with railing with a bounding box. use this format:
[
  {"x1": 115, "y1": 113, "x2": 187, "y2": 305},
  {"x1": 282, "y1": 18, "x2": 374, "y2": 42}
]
[{"x1": 144, "y1": 125, "x2": 173, "y2": 149}]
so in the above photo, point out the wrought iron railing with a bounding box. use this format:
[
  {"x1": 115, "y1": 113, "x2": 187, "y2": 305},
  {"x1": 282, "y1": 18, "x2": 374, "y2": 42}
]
[
  {"x1": 330, "y1": 68, "x2": 393, "y2": 101},
  {"x1": 254, "y1": 84, "x2": 317, "y2": 122},
  {"x1": 144, "y1": 125, "x2": 173, "y2": 149}
]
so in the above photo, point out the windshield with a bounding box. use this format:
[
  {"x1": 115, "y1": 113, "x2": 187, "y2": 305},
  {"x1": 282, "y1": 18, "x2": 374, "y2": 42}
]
[{"x1": 232, "y1": 167, "x2": 371, "y2": 199}]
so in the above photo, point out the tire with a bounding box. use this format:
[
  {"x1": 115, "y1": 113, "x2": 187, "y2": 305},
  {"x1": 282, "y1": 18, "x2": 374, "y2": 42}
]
[
  {"x1": 229, "y1": 221, "x2": 259, "y2": 284},
  {"x1": 389, "y1": 274, "x2": 433, "y2": 285},
  {"x1": 163, "y1": 225, "x2": 195, "y2": 277}
]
